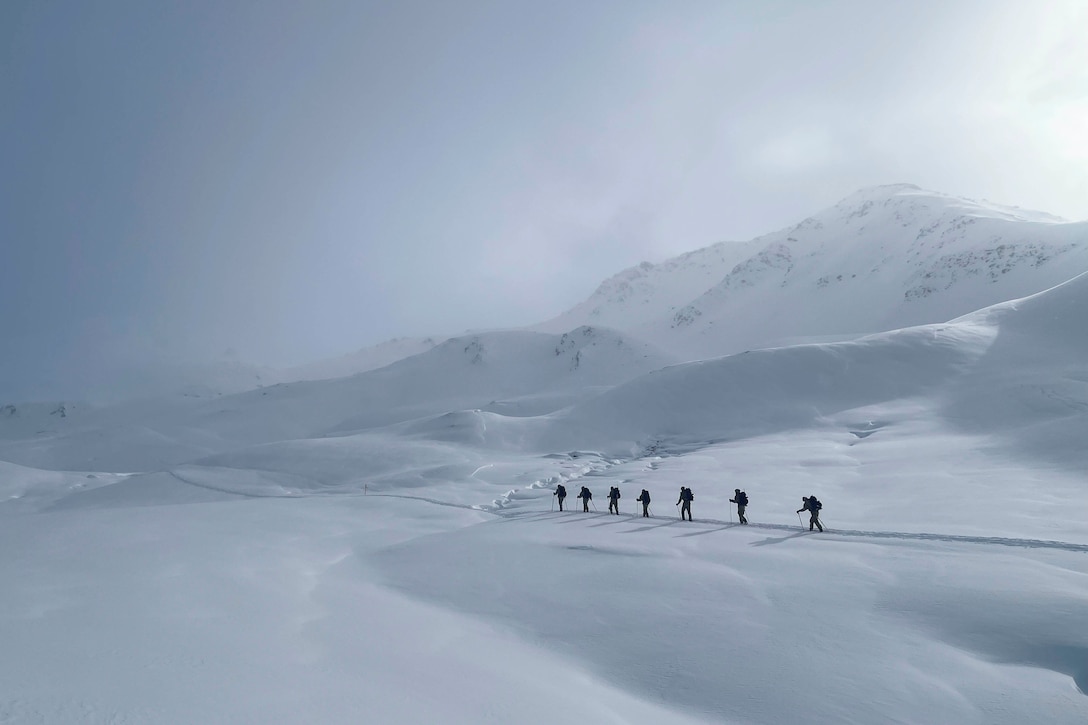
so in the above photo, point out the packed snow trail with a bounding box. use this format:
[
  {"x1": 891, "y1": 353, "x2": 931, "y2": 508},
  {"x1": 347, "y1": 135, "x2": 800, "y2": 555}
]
[
  {"x1": 360, "y1": 494, "x2": 1088, "y2": 554},
  {"x1": 163, "y1": 465, "x2": 1088, "y2": 555},
  {"x1": 506, "y1": 510, "x2": 1088, "y2": 552}
]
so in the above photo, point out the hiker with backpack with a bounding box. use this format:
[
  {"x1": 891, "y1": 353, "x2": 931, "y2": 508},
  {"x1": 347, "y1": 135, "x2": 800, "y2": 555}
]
[
  {"x1": 637, "y1": 489, "x2": 651, "y2": 517},
  {"x1": 608, "y1": 486, "x2": 621, "y2": 514},
  {"x1": 577, "y1": 486, "x2": 593, "y2": 512},
  {"x1": 729, "y1": 488, "x2": 749, "y2": 524},
  {"x1": 676, "y1": 486, "x2": 693, "y2": 521},
  {"x1": 554, "y1": 484, "x2": 567, "y2": 511},
  {"x1": 797, "y1": 495, "x2": 823, "y2": 532}
]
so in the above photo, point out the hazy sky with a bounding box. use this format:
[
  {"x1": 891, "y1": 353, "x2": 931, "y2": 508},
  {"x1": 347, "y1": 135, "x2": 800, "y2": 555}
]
[{"x1": 3, "y1": 0, "x2": 1087, "y2": 401}]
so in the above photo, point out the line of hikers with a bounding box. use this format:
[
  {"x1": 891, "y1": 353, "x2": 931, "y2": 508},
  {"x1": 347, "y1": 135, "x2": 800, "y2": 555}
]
[{"x1": 553, "y1": 484, "x2": 824, "y2": 531}]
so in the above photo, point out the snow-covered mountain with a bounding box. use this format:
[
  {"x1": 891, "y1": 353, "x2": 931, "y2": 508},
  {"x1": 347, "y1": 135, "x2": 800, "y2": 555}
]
[
  {"x1": 7, "y1": 259, "x2": 1085, "y2": 725},
  {"x1": 0, "y1": 326, "x2": 675, "y2": 471},
  {"x1": 536, "y1": 269, "x2": 1088, "y2": 468},
  {"x1": 3, "y1": 186, "x2": 1088, "y2": 724},
  {"x1": 543, "y1": 184, "x2": 1088, "y2": 358},
  {"x1": 536, "y1": 239, "x2": 761, "y2": 333},
  {"x1": 281, "y1": 336, "x2": 441, "y2": 382}
]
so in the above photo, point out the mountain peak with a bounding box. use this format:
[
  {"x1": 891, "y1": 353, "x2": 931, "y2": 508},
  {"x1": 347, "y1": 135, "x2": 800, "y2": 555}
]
[{"x1": 824, "y1": 184, "x2": 1066, "y2": 225}]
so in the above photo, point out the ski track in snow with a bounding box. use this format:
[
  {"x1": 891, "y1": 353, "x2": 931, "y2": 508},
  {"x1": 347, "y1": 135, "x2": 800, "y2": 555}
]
[
  {"x1": 163, "y1": 450, "x2": 1088, "y2": 555},
  {"x1": 430, "y1": 446, "x2": 1088, "y2": 555},
  {"x1": 360, "y1": 489, "x2": 1088, "y2": 555}
]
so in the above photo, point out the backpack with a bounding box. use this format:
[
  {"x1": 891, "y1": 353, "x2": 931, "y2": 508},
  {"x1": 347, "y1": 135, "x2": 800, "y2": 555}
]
[
  {"x1": 738, "y1": 492, "x2": 748, "y2": 506},
  {"x1": 556, "y1": 485, "x2": 566, "y2": 496},
  {"x1": 611, "y1": 488, "x2": 620, "y2": 499},
  {"x1": 810, "y1": 497, "x2": 822, "y2": 511}
]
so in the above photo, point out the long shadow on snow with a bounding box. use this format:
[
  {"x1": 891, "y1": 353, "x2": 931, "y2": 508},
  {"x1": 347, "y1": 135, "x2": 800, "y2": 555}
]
[
  {"x1": 673, "y1": 524, "x2": 741, "y2": 538},
  {"x1": 587, "y1": 516, "x2": 647, "y2": 528},
  {"x1": 620, "y1": 519, "x2": 681, "y2": 534},
  {"x1": 530, "y1": 511, "x2": 1088, "y2": 553},
  {"x1": 751, "y1": 531, "x2": 818, "y2": 546}
]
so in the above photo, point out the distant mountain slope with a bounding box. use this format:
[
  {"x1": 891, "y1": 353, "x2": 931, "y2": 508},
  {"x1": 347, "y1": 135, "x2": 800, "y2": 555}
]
[
  {"x1": 545, "y1": 184, "x2": 1088, "y2": 359},
  {"x1": 100, "y1": 271, "x2": 1088, "y2": 504},
  {"x1": 535, "y1": 239, "x2": 759, "y2": 334},
  {"x1": 536, "y1": 270, "x2": 1088, "y2": 467},
  {"x1": 0, "y1": 327, "x2": 675, "y2": 471},
  {"x1": 281, "y1": 336, "x2": 441, "y2": 382}
]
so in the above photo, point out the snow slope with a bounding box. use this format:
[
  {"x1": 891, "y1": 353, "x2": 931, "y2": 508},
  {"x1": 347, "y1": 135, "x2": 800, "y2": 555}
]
[
  {"x1": 2, "y1": 192, "x2": 1087, "y2": 724},
  {"x1": 536, "y1": 239, "x2": 760, "y2": 334},
  {"x1": 544, "y1": 184, "x2": 1088, "y2": 359},
  {"x1": 281, "y1": 336, "x2": 441, "y2": 382},
  {"x1": 0, "y1": 326, "x2": 675, "y2": 471}
]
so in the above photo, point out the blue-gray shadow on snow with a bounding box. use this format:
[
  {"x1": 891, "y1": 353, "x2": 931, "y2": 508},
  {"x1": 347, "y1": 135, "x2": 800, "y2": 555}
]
[
  {"x1": 826, "y1": 528, "x2": 1088, "y2": 553},
  {"x1": 750, "y1": 531, "x2": 817, "y2": 546},
  {"x1": 550, "y1": 512, "x2": 612, "y2": 525},
  {"x1": 673, "y1": 523, "x2": 740, "y2": 538},
  {"x1": 587, "y1": 515, "x2": 643, "y2": 528},
  {"x1": 560, "y1": 544, "x2": 649, "y2": 558},
  {"x1": 619, "y1": 519, "x2": 681, "y2": 534}
]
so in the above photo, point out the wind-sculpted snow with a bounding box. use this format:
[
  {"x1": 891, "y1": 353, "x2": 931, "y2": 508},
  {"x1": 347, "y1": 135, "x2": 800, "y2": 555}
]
[
  {"x1": 540, "y1": 320, "x2": 997, "y2": 455},
  {"x1": 0, "y1": 460, "x2": 123, "y2": 511},
  {"x1": 527, "y1": 271, "x2": 1088, "y2": 468},
  {"x1": 372, "y1": 511, "x2": 1088, "y2": 724},
  {"x1": 937, "y1": 271, "x2": 1088, "y2": 466}
]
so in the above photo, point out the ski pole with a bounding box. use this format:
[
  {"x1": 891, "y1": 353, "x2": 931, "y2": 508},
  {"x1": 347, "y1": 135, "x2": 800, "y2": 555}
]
[
  {"x1": 729, "y1": 506, "x2": 733, "y2": 524},
  {"x1": 648, "y1": 505, "x2": 654, "y2": 517},
  {"x1": 591, "y1": 500, "x2": 597, "y2": 512},
  {"x1": 797, "y1": 511, "x2": 804, "y2": 529},
  {"x1": 676, "y1": 503, "x2": 681, "y2": 519},
  {"x1": 551, "y1": 495, "x2": 555, "y2": 512}
]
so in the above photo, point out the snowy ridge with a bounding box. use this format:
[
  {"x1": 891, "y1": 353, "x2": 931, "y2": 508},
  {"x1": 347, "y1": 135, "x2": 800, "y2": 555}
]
[
  {"x1": 545, "y1": 184, "x2": 1088, "y2": 360},
  {"x1": 536, "y1": 239, "x2": 760, "y2": 333},
  {"x1": 664, "y1": 185, "x2": 1088, "y2": 355}
]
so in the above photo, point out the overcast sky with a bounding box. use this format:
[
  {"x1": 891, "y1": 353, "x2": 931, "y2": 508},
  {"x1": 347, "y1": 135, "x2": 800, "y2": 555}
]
[{"x1": 3, "y1": 0, "x2": 1086, "y2": 402}]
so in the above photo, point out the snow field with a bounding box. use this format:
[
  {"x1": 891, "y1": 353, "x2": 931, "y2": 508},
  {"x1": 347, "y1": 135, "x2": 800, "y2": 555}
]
[
  {"x1": 0, "y1": 248, "x2": 1086, "y2": 722},
  {"x1": 0, "y1": 496, "x2": 708, "y2": 724}
]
